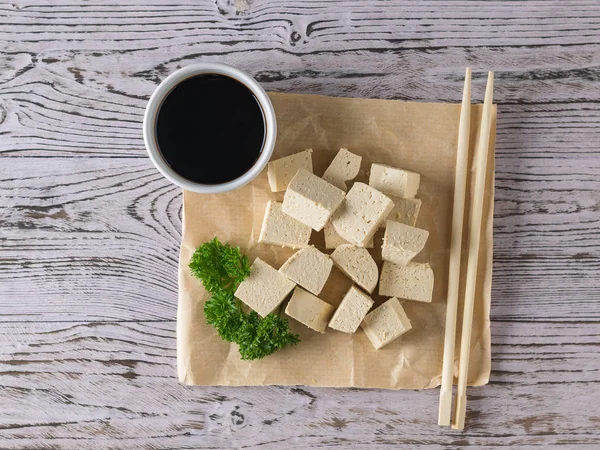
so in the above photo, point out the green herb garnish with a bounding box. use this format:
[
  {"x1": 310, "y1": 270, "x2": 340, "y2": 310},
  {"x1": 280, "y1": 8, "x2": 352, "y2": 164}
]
[{"x1": 189, "y1": 238, "x2": 300, "y2": 360}]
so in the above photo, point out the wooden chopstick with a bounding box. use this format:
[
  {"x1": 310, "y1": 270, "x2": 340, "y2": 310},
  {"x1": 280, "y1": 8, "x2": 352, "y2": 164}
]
[
  {"x1": 452, "y1": 71, "x2": 495, "y2": 430},
  {"x1": 438, "y1": 67, "x2": 472, "y2": 427}
]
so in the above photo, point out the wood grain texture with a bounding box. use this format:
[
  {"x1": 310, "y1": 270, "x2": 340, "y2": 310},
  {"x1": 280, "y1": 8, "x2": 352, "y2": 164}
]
[
  {"x1": 0, "y1": 158, "x2": 182, "y2": 321},
  {"x1": 1, "y1": 321, "x2": 599, "y2": 449},
  {"x1": 1, "y1": 0, "x2": 599, "y2": 447}
]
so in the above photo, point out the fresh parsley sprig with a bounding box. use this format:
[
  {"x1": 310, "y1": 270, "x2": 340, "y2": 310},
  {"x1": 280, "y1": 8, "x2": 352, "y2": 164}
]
[
  {"x1": 189, "y1": 238, "x2": 300, "y2": 360},
  {"x1": 189, "y1": 237, "x2": 251, "y2": 293}
]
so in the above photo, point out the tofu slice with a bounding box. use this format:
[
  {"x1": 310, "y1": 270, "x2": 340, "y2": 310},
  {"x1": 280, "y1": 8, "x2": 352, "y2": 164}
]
[
  {"x1": 282, "y1": 169, "x2": 345, "y2": 231},
  {"x1": 267, "y1": 149, "x2": 313, "y2": 192},
  {"x1": 258, "y1": 201, "x2": 312, "y2": 249},
  {"x1": 234, "y1": 258, "x2": 296, "y2": 317},
  {"x1": 369, "y1": 163, "x2": 420, "y2": 199},
  {"x1": 361, "y1": 297, "x2": 412, "y2": 350},
  {"x1": 279, "y1": 246, "x2": 333, "y2": 296},
  {"x1": 381, "y1": 197, "x2": 422, "y2": 228},
  {"x1": 382, "y1": 221, "x2": 429, "y2": 266},
  {"x1": 322, "y1": 148, "x2": 362, "y2": 191},
  {"x1": 285, "y1": 286, "x2": 335, "y2": 333},
  {"x1": 331, "y1": 182, "x2": 394, "y2": 246},
  {"x1": 379, "y1": 261, "x2": 434, "y2": 303},
  {"x1": 324, "y1": 221, "x2": 373, "y2": 249},
  {"x1": 328, "y1": 285, "x2": 374, "y2": 333},
  {"x1": 330, "y1": 244, "x2": 378, "y2": 294}
]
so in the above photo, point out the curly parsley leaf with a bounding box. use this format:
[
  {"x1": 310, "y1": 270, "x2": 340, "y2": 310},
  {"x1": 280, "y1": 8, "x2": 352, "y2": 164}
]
[
  {"x1": 190, "y1": 237, "x2": 300, "y2": 360},
  {"x1": 203, "y1": 289, "x2": 245, "y2": 343},
  {"x1": 189, "y1": 237, "x2": 250, "y2": 293},
  {"x1": 237, "y1": 311, "x2": 301, "y2": 361}
]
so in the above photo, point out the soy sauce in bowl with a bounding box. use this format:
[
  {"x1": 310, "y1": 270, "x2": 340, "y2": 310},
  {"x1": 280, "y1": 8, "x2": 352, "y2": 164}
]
[{"x1": 156, "y1": 74, "x2": 266, "y2": 185}]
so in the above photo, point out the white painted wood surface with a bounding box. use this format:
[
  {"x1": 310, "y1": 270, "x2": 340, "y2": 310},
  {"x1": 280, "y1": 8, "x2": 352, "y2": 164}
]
[{"x1": 1, "y1": 1, "x2": 599, "y2": 447}]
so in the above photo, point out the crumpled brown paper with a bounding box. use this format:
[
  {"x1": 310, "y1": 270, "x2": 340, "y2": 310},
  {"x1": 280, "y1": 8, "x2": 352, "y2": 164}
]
[{"x1": 177, "y1": 92, "x2": 496, "y2": 389}]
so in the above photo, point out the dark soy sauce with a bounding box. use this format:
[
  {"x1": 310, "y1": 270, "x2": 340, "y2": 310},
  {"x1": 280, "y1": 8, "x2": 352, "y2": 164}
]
[{"x1": 156, "y1": 74, "x2": 266, "y2": 185}]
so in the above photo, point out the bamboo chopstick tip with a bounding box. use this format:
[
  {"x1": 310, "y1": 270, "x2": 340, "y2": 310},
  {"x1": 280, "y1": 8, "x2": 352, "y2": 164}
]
[
  {"x1": 438, "y1": 390, "x2": 453, "y2": 426},
  {"x1": 451, "y1": 403, "x2": 466, "y2": 427},
  {"x1": 452, "y1": 391, "x2": 467, "y2": 430},
  {"x1": 484, "y1": 72, "x2": 495, "y2": 105},
  {"x1": 451, "y1": 420, "x2": 465, "y2": 430},
  {"x1": 438, "y1": 417, "x2": 451, "y2": 427}
]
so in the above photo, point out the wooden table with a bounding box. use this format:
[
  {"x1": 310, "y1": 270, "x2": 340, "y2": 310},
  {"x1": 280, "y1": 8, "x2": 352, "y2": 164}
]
[{"x1": 2, "y1": 1, "x2": 599, "y2": 448}]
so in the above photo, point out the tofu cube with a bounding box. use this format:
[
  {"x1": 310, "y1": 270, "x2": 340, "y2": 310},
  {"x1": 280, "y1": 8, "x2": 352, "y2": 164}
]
[
  {"x1": 361, "y1": 297, "x2": 412, "y2": 350},
  {"x1": 369, "y1": 163, "x2": 420, "y2": 199},
  {"x1": 234, "y1": 258, "x2": 296, "y2": 317},
  {"x1": 258, "y1": 201, "x2": 312, "y2": 249},
  {"x1": 282, "y1": 169, "x2": 345, "y2": 231},
  {"x1": 324, "y1": 221, "x2": 373, "y2": 249},
  {"x1": 331, "y1": 182, "x2": 394, "y2": 246},
  {"x1": 322, "y1": 148, "x2": 362, "y2": 191},
  {"x1": 285, "y1": 286, "x2": 335, "y2": 333},
  {"x1": 330, "y1": 244, "x2": 379, "y2": 294},
  {"x1": 267, "y1": 149, "x2": 313, "y2": 192},
  {"x1": 382, "y1": 221, "x2": 429, "y2": 266},
  {"x1": 379, "y1": 261, "x2": 434, "y2": 303},
  {"x1": 279, "y1": 246, "x2": 333, "y2": 295},
  {"x1": 381, "y1": 197, "x2": 422, "y2": 228},
  {"x1": 329, "y1": 286, "x2": 374, "y2": 333}
]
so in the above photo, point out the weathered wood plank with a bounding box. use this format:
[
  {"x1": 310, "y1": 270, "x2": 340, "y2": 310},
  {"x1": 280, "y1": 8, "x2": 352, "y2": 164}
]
[
  {"x1": 1, "y1": 321, "x2": 599, "y2": 448},
  {"x1": 0, "y1": 158, "x2": 181, "y2": 321},
  {"x1": 1, "y1": 157, "x2": 598, "y2": 321},
  {"x1": 2, "y1": 0, "x2": 600, "y2": 54},
  {"x1": 2, "y1": 46, "x2": 600, "y2": 158}
]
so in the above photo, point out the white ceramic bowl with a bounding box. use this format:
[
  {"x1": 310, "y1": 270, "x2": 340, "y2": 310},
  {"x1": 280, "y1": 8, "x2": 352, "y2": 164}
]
[{"x1": 143, "y1": 63, "x2": 276, "y2": 194}]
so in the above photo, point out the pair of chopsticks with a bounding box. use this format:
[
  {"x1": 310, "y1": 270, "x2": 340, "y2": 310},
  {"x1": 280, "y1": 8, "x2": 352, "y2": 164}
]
[{"x1": 438, "y1": 69, "x2": 494, "y2": 430}]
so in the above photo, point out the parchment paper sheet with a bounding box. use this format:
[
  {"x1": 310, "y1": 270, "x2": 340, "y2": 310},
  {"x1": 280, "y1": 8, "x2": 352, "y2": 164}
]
[{"x1": 177, "y1": 92, "x2": 496, "y2": 389}]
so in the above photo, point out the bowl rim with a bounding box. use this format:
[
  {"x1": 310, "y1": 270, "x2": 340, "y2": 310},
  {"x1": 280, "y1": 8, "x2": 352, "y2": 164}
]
[{"x1": 142, "y1": 63, "x2": 276, "y2": 194}]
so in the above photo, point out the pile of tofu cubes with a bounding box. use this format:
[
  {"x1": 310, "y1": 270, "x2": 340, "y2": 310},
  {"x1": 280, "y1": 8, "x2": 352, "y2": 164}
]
[{"x1": 234, "y1": 148, "x2": 434, "y2": 350}]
